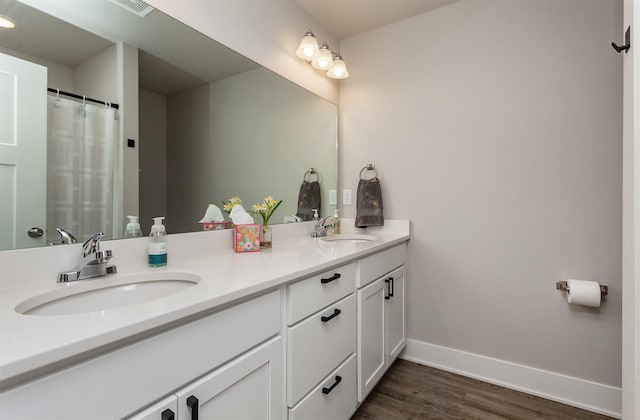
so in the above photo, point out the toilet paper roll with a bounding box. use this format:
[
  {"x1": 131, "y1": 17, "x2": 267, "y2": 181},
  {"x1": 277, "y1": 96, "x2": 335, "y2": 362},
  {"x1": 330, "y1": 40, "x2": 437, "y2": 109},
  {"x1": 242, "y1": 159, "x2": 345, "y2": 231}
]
[{"x1": 567, "y1": 279, "x2": 601, "y2": 308}]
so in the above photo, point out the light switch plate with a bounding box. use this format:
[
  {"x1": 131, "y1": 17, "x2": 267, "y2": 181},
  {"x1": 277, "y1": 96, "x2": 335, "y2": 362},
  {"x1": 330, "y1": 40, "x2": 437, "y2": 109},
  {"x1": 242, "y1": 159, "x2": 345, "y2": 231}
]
[
  {"x1": 343, "y1": 189, "x2": 352, "y2": 206},
  {"x1": 329, "y1": 189, "x2": 337, "y2": 205}
]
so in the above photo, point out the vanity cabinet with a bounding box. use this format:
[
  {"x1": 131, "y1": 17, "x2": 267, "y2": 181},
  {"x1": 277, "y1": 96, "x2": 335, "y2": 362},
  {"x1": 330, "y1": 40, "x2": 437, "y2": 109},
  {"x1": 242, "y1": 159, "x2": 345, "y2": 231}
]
[
  {"x1": 129, "y1": 337, "x2": 282, "y2": 420},
  {"x1": 357, "y1": 244, "x2": 407, "y2": 402},
  {"x1": 0, "y1": 290, "x2": 283, "y2": 419},
  {"x1": 286, "y1": 263, "x2": 358, "y2": 419}
]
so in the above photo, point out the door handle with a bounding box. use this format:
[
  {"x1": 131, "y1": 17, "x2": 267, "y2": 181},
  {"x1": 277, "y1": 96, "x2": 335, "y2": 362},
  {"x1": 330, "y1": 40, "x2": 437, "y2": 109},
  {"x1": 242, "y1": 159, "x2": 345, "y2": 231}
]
[
  {"x1": 385, "y1": 277, "x2": 394, "y2": 299},
  {"x1": 161, "y1": 409, "x2": 175, "y2": 420},
  {"x1": 186, "y1": 395, "x2": 198, "y2": 420},
  {"x1": 27, "y1": 227, "x2": 44, "y2": 238}
]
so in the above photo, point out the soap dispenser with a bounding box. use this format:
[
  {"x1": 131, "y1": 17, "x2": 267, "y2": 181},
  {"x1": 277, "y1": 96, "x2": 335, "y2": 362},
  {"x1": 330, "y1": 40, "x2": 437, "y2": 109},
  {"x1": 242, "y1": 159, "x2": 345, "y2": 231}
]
[
  {"x1": 331, "y1": 209, "x2": 340, "y2": 234},
  {"x1": 148, "y1": 217, "x2": 167, "y2": 267},
  {"x1": 124, "y1": 215, "x2": 143, "y2": 238}
]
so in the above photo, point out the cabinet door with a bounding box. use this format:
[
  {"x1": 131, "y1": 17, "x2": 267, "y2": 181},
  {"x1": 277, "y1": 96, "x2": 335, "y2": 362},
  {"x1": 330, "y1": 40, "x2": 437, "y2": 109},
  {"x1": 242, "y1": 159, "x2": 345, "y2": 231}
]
[
  {"x1": 175, "y1": 336, "x2": 283, "y2": 420},
  {"x1": 386, "y1": 265, "x2": 406, "y2": 363},
  {"x1": 357, "y1": 277, "x2": 386, "y2": 402},
  {"x1": 128, "y1": 395, "x2": 178, "y2": 420}
]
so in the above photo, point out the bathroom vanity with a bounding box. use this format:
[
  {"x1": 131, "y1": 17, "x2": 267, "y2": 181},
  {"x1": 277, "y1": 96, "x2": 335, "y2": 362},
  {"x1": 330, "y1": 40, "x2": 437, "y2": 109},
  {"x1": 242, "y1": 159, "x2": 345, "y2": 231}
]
[{"x1": 0, "y1": 220, "x2": 409, "y2": 419}]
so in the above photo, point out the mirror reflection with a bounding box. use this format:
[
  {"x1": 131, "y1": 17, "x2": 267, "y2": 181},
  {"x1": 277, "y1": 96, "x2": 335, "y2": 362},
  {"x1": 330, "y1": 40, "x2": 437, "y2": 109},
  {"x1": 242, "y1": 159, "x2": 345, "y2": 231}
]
[{"x1": 0, "y1": 0, "x2": 337, "y2": 251}]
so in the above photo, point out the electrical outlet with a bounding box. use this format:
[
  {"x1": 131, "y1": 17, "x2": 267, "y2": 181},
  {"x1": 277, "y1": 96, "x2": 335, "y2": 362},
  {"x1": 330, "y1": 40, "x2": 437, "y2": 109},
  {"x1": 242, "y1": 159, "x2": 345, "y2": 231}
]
[
  {"x1": 329, "y1": 189, "x2": 337, "y2": 205},
  {"x1": 343, "y1": 189, "x2": 353, "y2": 206}
]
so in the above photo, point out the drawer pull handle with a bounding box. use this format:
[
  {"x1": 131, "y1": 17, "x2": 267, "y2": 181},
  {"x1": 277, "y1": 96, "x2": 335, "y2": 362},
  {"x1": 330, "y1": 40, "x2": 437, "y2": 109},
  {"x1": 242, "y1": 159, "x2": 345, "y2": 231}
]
[
  {"x1": 322, "y1": 375, "x2": 342, "y2": 394},
  {"x1": 161, "y1": 409, "x2": 175, "y2": 420},
  {"x1": 321, "y1": 273, "x2": 341, "y2": 284},
  {"x1": 321, "y1": 308, "x2": 342, "y2": 322},
  {"x1": 186, "y1": 395, "x2": 199, "y2": 420}
]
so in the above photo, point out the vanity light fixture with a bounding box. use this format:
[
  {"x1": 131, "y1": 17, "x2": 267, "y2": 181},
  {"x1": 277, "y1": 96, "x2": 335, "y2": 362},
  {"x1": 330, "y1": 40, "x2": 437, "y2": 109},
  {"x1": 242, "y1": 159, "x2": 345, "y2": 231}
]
[
  {"x1": 296, "y1": 29, "x2": 349, "y2": 79},
  {"x1": 0, "y1": 14, "x2": 16, "y2": 29}
]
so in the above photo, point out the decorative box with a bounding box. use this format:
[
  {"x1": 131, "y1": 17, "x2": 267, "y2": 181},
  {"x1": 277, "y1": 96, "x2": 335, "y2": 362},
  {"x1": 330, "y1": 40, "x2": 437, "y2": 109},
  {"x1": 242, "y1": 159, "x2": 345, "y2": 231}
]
[
  {"x1": 233, "y1": 224, "x2": 261, "y2": 253},
  {"x1": 201, "y1": 221, "x2": 232, "y2": 231}
]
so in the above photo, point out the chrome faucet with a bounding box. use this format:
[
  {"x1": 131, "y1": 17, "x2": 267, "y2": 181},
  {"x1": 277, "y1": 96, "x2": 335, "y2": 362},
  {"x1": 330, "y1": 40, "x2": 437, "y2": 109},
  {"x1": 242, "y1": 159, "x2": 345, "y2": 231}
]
[
  {"x1": 310, "y1": 216, "x2": 335, "y2": 238},
  {"x1": 50, "y1": 227, "x2": 77, "y2": 246},
  {"x1": 57, "y1": 233, "x2": 117, "y2": 282}
]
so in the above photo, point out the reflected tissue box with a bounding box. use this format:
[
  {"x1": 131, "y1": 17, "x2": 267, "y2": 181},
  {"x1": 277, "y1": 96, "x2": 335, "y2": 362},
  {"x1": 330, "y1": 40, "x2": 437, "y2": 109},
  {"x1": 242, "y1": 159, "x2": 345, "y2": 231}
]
[
  {"x1": 233, "y1": 224, "x2": 261, "y2": 253},
  {"x1": 201, "y1": 221, "x2": 232, "y2": 231}
]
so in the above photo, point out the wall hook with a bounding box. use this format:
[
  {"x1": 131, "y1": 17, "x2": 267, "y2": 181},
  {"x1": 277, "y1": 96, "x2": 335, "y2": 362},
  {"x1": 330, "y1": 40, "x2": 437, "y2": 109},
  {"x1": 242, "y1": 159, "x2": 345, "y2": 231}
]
[{"x1": 612, "y1": 26, "x2": 631, "y2": 54}]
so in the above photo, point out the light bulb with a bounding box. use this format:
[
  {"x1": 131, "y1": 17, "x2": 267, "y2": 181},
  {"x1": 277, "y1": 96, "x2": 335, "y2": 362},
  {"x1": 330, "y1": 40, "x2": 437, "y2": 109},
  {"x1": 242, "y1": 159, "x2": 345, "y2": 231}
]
[
  {"x1": 312, "y1": 43, "x2": 334, "y2": 70},
  {"x1": 296, "y1": 30, "x2": 319, "y2": 60},
  {"x1": 327, "y1": 55, "x2": 349, "y2": 79}
]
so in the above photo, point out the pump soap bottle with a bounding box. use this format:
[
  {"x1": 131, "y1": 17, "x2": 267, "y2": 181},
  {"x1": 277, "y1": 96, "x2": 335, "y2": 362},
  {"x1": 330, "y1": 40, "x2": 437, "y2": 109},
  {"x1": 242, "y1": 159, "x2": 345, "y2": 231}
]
[
  {"x1": 148, "y1": 217, "x2": 167, "y2": 267},
  {"x1": 331, "y1": 209, "x2": 340, "y2": 234},
  {"x1": 124, "y1": 215, "x2": 143, "y2": 238}
]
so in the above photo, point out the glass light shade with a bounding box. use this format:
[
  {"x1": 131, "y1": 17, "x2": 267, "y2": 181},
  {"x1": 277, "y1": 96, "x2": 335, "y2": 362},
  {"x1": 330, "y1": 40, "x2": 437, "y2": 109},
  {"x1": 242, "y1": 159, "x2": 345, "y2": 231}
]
[
  {"x1": 327, "y1": 57, "x2": 349, "y2": 79},
  {"x1": 311, "y1": 44, "x2": 334, "y2": 70},
  {"x1": 296, "y1": 32, "x2": 319, "y2": 60},
  {"x1": 0, "y1": 15, "x2": 16, "y2": 29}
]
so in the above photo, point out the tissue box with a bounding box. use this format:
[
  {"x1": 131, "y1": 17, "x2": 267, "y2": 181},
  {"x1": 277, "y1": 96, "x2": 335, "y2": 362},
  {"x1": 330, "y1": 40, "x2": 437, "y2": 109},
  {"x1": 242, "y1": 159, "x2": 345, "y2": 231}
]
[
  {"x1": 201, "y1": 221, "x2": 232, "y2": 231},
  {"x1": 234, "y1": 224, "x2": 261, "y2": 253}
]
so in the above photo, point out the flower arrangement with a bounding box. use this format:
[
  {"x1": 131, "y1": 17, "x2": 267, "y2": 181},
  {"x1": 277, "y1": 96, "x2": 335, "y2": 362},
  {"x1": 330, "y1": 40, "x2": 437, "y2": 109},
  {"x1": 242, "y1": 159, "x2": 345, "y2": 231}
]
[
  {"x1": 251, "y1": 196, "x2": 283, "y2": 226},
  {"x1": 222, "y1": 196, "x2": 243, "y2": 214}
]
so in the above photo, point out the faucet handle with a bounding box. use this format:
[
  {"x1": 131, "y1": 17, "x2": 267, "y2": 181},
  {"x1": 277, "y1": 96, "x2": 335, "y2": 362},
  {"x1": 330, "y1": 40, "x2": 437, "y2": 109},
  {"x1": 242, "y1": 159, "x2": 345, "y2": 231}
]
[{"x1": 82, "y1": 232, "x2": 104, "y2": 257}]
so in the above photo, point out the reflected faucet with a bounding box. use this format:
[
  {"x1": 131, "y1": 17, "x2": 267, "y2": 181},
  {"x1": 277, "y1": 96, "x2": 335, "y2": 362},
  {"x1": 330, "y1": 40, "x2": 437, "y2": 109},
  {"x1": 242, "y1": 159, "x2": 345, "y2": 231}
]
[
  {"x1": 50, "y1": 227, "x2": 77, "y2": 246},
  {"x1": 57, "y1": 233, "x2": 117, "y2": 282},
  {"x1": 310, "y1": 216, "x2": 335, "y2": 238}
]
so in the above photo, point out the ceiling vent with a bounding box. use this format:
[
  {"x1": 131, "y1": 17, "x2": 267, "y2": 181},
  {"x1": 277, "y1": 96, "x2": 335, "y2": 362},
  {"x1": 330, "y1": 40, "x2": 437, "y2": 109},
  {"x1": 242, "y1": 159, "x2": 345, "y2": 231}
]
[{"x1": 108, "y1": 0, "x2": 154, "y2": 17}]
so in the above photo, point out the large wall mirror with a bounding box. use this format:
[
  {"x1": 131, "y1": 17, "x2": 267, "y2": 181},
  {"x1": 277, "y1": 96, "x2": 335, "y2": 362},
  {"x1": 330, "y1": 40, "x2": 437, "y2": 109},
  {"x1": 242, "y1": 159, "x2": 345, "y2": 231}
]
[{"x1": 0, "y1": 0, "x2": 337, "y2": 251}]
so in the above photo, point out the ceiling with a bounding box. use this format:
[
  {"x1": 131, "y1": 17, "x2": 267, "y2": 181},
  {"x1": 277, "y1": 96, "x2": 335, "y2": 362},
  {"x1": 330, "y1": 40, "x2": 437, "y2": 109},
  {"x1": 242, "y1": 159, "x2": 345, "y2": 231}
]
[{"x1": 293, "y1": 0, "x2": 459, "y2": 40}]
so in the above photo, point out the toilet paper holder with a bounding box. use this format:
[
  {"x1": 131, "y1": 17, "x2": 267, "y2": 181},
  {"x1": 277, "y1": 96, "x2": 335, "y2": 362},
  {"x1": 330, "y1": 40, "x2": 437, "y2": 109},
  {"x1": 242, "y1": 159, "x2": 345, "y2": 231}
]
[{"x1": 556, "y1": 281, "x2": 608, "y2": 297}]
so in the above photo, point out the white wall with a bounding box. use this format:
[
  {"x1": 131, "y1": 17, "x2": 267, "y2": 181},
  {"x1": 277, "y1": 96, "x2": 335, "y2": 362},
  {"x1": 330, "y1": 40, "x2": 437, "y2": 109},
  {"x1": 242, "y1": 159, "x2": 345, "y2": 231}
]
[
  {"x1": 340, "y1": 0, "x2": 622, "y2": 389},
  {"x1": 0, "y1": 47, "x2": 74, "y2": 91},
  {"x1": 145, "y1": 0, "x2": 339, "y2": 104},
  {"x1": 166, "y1": 68, "x2": 337, "y2": 233},
  {"x1": 139, "y1": 89, "x2": 167, "y2": 234}
]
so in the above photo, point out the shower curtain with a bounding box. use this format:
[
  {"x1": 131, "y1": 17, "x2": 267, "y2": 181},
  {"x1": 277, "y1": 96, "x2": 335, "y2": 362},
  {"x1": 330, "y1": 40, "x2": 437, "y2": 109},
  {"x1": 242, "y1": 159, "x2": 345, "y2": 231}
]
[{"x1": 46, "y1": 95, "x2": 117, "y2": 245}]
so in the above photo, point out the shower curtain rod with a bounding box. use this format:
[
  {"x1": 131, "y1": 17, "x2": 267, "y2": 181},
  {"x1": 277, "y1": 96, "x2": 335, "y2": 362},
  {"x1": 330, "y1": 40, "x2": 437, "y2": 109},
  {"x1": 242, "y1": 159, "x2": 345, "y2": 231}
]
[{"x1": 47, "y1": 88, "x2": 120, "y2": 110}]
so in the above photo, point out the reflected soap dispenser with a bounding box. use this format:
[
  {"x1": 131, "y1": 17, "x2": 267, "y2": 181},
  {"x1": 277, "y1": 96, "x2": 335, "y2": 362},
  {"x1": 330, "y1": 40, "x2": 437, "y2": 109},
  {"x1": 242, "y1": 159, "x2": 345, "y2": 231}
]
[
  {"x1": 331, "y1": 209, "x2": 340, "y2": 234},
  {"x1": 124, "y1": 215, "x2": 143, "y2": 238},
  {"x1": 148, "y1": 217, "x2": 167, "y2": 267}
]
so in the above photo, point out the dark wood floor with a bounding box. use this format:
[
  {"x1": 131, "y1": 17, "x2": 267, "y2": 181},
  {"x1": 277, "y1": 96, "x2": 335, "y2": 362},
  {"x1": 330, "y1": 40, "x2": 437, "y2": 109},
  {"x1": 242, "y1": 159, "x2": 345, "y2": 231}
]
[{"x1": 351, "y1": 359, "x2": 615, "y2": 420}]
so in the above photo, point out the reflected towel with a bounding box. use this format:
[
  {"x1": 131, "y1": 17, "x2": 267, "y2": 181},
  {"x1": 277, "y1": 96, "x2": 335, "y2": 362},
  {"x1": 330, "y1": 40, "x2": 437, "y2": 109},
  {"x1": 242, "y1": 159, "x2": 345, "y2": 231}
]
[
  {"x1": 355, "y1": 177, "x2": 384, "y2": 228},
  {"x1": 296, "y1": 181, "x2": 321, "y2": 221}
]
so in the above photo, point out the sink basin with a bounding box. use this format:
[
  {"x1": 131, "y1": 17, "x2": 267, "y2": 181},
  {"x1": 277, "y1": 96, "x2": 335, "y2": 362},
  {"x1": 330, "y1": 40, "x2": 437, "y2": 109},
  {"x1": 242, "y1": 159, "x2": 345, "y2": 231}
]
[
  {"x1": 320, "y1": 234, "x2": 377, "y2": 243},
  {"x1": 15, "y1": 272, "x2": 201, "y2": 316}
]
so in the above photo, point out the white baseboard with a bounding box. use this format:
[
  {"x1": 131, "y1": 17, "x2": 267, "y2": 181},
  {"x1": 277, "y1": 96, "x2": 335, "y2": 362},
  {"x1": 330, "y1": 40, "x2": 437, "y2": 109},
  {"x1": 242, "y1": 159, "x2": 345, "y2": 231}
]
[{"x1": 401, "y1": 339, "x2": 621, "y2": 419}]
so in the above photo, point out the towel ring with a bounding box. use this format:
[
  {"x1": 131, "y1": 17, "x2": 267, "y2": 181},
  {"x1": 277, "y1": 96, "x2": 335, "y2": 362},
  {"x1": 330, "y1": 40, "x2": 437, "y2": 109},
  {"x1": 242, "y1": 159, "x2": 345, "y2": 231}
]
[
  {"x1": 359, "y1": 163, "x2": 378, "y2": 180},
  {"x1": 304, "y1": 168, "x2": 319, "y2": 182}
]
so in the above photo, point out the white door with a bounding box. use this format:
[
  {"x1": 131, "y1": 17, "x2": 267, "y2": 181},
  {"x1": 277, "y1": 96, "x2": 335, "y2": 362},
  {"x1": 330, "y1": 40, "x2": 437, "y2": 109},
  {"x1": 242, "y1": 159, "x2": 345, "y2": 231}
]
[
  {"x1": 386, "y1": 265, "x2": 407, "y2": 363},
  {"x1": 357, "y1": 277, "x2": 387, "y2": 402},
  {"x1": 0, "y1": 53, "x2": 47, "y2": 250},
  {"x1": 621, "y1": 1, "x2": 639, "y2": 418},
  {"x1": 175, "y1": 337, "x2": 283, "y2": 420}
]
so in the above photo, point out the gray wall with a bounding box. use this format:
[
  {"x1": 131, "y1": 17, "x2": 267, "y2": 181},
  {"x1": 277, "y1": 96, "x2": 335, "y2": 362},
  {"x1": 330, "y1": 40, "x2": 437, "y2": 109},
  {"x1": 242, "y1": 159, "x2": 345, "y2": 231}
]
[{"x1": 340, "y1": 0, "x2": 623, "y2": 386}]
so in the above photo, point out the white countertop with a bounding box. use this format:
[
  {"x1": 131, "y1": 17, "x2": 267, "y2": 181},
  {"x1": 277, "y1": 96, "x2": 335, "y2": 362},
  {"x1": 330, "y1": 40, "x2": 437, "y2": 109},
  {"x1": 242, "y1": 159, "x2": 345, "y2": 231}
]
[{"x1": 0, "y1": 220, "x2": 409, "y2": 389}]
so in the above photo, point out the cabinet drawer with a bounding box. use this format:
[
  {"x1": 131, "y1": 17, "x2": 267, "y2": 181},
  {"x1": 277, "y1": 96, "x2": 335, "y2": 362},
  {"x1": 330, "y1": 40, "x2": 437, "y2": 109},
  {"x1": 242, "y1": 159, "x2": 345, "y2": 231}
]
[
  {"x1": 289, "y1": 354, "x2": 357, "y2": 420},
  {"x1": 287, "y1": 262, "x2": 356, "y2": 325},
  {"x1": 357, "y1": 243, "x2": 406, "y2": 288},
  {"x1": 287, "y1": 294, "x2": 356, "y2": 405}
]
